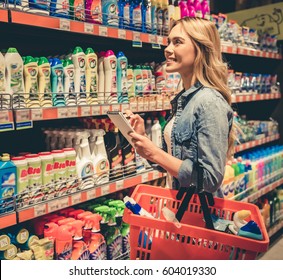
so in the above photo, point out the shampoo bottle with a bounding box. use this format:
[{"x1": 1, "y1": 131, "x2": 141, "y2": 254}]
[
  {"x1": 50, "y1": 58, "x2": 65, "y2": 107},
  {"x1": 104, "y1": 50, "x2": 117, "y2": 104},
  {"x1": 38, "y1": 57, "x2": 52, "y2": 107},
  {"x1": 72, "y1": 46, "x2": 87, "y2": 105},
  {"x1": 85, "y1": 47, "x2": 99, "y2": 105},
  {"x1": 63, "y1": 59, "x2": 76, "y2": 106},
  {"x1": 116, "y1": 51, "x2": 128, "y2": 103}
]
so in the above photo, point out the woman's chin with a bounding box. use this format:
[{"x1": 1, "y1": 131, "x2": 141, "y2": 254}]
[{"x1": 165, "y1": 66, "x2": 177, "y2": 73}]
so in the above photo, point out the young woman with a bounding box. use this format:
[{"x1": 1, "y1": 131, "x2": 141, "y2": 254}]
[{"x1": 126, "y1": 17, "x2": 234, "y2": 197}]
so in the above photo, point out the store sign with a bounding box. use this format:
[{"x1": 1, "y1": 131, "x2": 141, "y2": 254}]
[{"x1": 227, "y1": 2, "x2": 283, "y2": 40}]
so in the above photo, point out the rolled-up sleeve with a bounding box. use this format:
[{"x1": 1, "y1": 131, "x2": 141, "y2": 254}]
[{"x1": 177, "y1": 96, "x2": 232, "y2": 193}]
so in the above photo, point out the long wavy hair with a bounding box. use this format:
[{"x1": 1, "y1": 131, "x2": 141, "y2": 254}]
[{"x1": 170, "y1": 17, "x2": 235, "y2": 159}]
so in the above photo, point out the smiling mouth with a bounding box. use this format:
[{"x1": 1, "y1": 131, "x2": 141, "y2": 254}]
[{"x1": 166, "y1": 58, "x2": 177, "y2": 63}]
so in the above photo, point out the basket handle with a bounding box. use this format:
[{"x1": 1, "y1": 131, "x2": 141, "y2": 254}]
[{"x1": 175, "y1": 163, "x2": 215, "y2": 230}]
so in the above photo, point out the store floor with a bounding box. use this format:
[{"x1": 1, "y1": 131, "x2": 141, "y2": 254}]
[{"x1": 257, "y1": 231, "x2": 283, "y2": 260}]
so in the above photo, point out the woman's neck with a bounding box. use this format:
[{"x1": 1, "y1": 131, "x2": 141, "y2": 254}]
[{"x1": 182, "y1": 74, "x2": 196, "y2": 90}]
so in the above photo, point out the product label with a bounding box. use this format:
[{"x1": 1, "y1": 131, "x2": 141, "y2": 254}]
[
  {"x1": 57, "y1": 241, "x2": 72, "y2": 260},
  {"x1": 16, "y1": 165, "x2": 29, "y2": 194},
  {"x1": 66, "y1": 158, "x2": 76, "y2": 178},
  {"x1": 27, "y1": 164, "x2": 42, "y2": 187},
  {"x1": 9, "y1": 63, "x2": 24, "y2": 94},
  {"x1": 122, "y1": 233, "x2": 130, "y2": 254},
  {"x1": 74, "y1": 0, "x2": 85, "y2": 21},
  {"x1": 157, "y1": 9, "x2": 163, "y2": 34},
  {"x1": 81, "y1": 162, "x2": 94, "y2": 179},
  {"x1": 145, "y1": 8, "x2": 151, "y2": 32},
  {"x1": 135, "y1": 74, "x2": 143, "y2": 94},
  {"x1": 0, "y1": 66, "x2": 5, "y2": 92},
  {"x1": 53, "y1": 159, "x2": 66, "y2": 181},
  {"x1": 41, "y1": 160, "x2": 54, "y2": 186},
  {"x1": 0, "y1": 170, "x2": 16, "y2": 199},
  {"x1": 156, "y1": 75, "x2": 165, "y2": 91},
  {"x1": 56, "y1": 0, "x2": 69, "y2": 15},
  {"x1": 90, "y1": 0, "x2": 102, "y2": 23},
  {"x1": 127, "y1": 72, "x2": 134, "y2": 98},
  {"x1": 133, "y1": 6, "x2": 142, "y2": 29},
  {"x1": 89, "y1": 238, "x2": 107, "y2": 260},
  {"x1": 107, "y1": 234, "x2": 122, "y2": 260},
  {"x1": 107, "y1": 3, "x2": 118, "y2": 26},
  {"x1": 163, "y1": 9, "x2": 169, "y2": 35},
  {"x1": 123, "y1": 5, "x2": 130, "y2": 27}
]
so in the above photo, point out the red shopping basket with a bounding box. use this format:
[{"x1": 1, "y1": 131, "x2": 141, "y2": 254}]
[{"x1": 123, "y1": 184, "x2": 269, "y2": 260}]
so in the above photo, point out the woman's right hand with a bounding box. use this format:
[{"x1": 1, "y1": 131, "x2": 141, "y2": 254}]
[{"x1": 124, "y1": 110, "x2": 146, "y2": 136}]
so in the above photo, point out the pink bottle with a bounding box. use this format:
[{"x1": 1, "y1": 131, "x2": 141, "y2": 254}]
[
  {"x1": 201, "y1": 0, "x2": 210, "y2": 19},
  {"x1": 187, "y1": 0, "x2": 196, "y2": 18},
  {"x1": 85, "y1": 0, "x2": 102, "y2": 24},
  {"x1": 193, "y1": 0, "x2": 202, "y2": 18},
  {"x1": 179, "y1": 0, "x2": 189, "y2": 18}
]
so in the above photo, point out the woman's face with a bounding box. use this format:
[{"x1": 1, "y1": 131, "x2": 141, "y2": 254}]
[{"x1": 164, "y1": 24, "x2": 196, "y2": 76}]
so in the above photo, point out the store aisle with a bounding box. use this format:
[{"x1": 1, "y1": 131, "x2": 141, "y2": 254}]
[{"x1": 258, "y1": 232, "x2": 283, "y2": 260}]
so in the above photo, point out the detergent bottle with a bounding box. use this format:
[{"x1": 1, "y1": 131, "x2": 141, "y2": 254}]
[
  {"x1": 50, "y1": 58, "x2": 65, "y2": 107},
  {"x1": 201, "y1": 0, "x2": 210, "y2": 19},
  {"x1": 130, "y1": 0, "x2": 142, "y2": 31},
  {"x1": 72, "y1": 46, "x2": 87, "y2": 105},
  {"x1": 43, "y1": 222, "x2": 59, "y2": 245},
  {"x1": 24, "y1": 56, "x2": 39, "y2": 108},
  {"x1": 63, "y1": 59, "x2": 76, "y2": 106},
  {"x1": 0, "y1": 51, "x2": 7, "y2": 108},
  {"x1": 162, "y1": 0, "x2": 169, "y2": 36},
  {"x1": 127, "y1": 64, "x2": 135, "y2": 99},
  {"x1": 68, "y1": 220, "x2": 90, "y2": 260},
  {"x1": 104, "y1": 50, "x2": 117, "y2": 104},
  {"x1": 156, "y1": 0, "x2": 163, "y2": 35},
  {"x1": 116, "y1": 51, "x2": 128, "y2": 103},
  {"x1": 55, "y1": 225, "x2": 73, "y2": 260},
  {"x1": 179, "y1": 0, "x2": 188, "y2": 18},
  {"x1": 98, "y1": 51, "x2": 105, "y2": 104},
  {"x1": 173, "y1": 0, "x2": 180, "y2": 20},
  {"x1": 141, "y1": 0, "x2": 151, "y2": 33},
  {"x1": 119, "y1": 0, "x2": 130, "y2": 29},
  {"x1": 38, "y1": 57, "x2": 52, "y2": 107},
  {"x1": 87, "y1": 214, "x2": 107, "y2": 260},
  {"x1": 5, "y1": 47, "x2": 25, "y2": 108},
  {"x1": 133, "y1": 65, "x2": 143, "y2": 96},
  {"x1": 69, "y1": 0, "x2": 85, "y2": 21},
  {"x1": 151, "y1": 117, "x2": 162, "y2": 148},
  {"x1": 102, "y1": 0, "x2": 119, "y2": 27},
  {"x1": 85, "y1": 0, "x2": 102, "y2": 24},
  {"x1": 85, "y1": 47, "x2": 98, "y2": 105},
  {"x1": 120, "y1": 133, "x2": 136, "y2": 176},
  {"x1": 49, "y1": 0, "x2": 70, "y2": 18},
  {"x1": 151, "y1": 0, "x2": 157, "y2": 34}
]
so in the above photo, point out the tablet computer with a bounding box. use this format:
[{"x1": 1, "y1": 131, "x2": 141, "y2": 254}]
[{"x1": 107, "y1": 111, "x2": 135, "y2": 146}]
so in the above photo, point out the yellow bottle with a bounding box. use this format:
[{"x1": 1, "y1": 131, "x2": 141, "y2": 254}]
[{"x1": 173, "y1": 0, "x2": 180, "y2": 21}]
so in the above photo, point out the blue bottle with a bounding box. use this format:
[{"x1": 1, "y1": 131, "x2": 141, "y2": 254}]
[
  {"x1": 28, "y1": 0, "x2": 50, "y2": 13},
  {"x1": 142, "y1": 0, "x2": 151, "y2": 33},
  {"x1": 50, "y1": 0, "x2": 70, "y2": 19},
  {"x1": 102, "y1": 0, "x2": 119, "y2": 27},
  {"x1": 116, "y1": 52, "x2": 128, "y2": 103},
  {"x1": 130, "y1": 0, "x2": 142, "y2": 31},
  {"x1": 50, "y1": 58, "x2": 66, "y2": 106}
]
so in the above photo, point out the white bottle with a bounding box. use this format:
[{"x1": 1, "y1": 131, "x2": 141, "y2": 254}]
[
  {"x1": 5, "y1": 47, "x2": 25, "y2": 108},
  {"x1": 0, "y1": 51, "x2": 7, "y2": 108},
  {"x1": 85, "y1": 47, "x2": 98, "y2": 105},
  {"x1": 98, "y1": 51, "x2": 105, "y2": 104},
  {"x1": 72, "y1": 46, "x2": 87, "y2": 105},
  {"x1": 38, "y1": 57, "x2": 52, "y2": 107},
  {"x1": 104, "y1": 50, "x2": 117, "y2": 104},
  {"x1": 145, "y1": 117, "x2": 152, "y2": 140},
  {"x1": 151, "y1": 117, "x2": 162, "y2": 148},
  {"x1": 63, "y1": 59, "x2": 76, "y2": 106}
]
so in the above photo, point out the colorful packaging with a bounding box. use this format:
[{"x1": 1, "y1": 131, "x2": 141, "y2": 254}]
[{"x1": 11, "y1": 156, "x2": 29, "y2": 196}]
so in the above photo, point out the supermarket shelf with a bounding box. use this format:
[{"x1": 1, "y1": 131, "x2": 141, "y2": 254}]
[
  {"x1": 17, "y1": 170, "x2": 166, "y2": 223},
  {"x1": 268, "y1": 220, "x2": 283, "y2": 237},
  {"x1": 235, "y1": 134, "x2": 280, "y2": 153},
  {"x1": 0, "y1": 8, "x2": 8, "y2": 22},
  {"x1": 0, "y1": 212, "x2": 17, "y2": 230},
  {"x1": 0, "y1": 110, "x2": 14, "y2": 132},
  {"x1": 241, "y1": 177, "x2": 283, "y2": 203},
  {"x1": 232, "y1": 93, "x2": 281, "y2": 103},
  {"x1": 9, "y1": 10, "x2": 167, "y2": 46}
]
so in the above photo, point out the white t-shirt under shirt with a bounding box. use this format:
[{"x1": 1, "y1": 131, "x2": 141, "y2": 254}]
[{"x1": 163, "y1": 116, "x2": 175, "y2": 188}]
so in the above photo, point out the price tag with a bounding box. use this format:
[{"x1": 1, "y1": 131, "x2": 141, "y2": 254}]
[
  {"x1": 130, "y1": 102, "x2": 138, "y2": 112},
  {"x1": 137, "y1": 102, "x2": 144, "y2": 112},
  {"x1": 121, "y1": 103, "x2": 130, "y2": 111},
  {"x1": 252, "y1": 94, "x2": 257, "y2": 101},
  {"x1": 111, "y1": 104, "x2": 120, "y2": 111},
  {"x1": 152, "y1": 171, "x2": 159, "y2": 180},
  {"x1": 141, "y1": 172, "x2": 149, "y2": 182},
  {"x1": 101, "y1": 185, "x2": 110, "y2": 196},
  {"x1": 58, "y1": 107, "x2": 68, "y2": 118},
  {"x1": 84, "y1": 23, "x2": 94, "y2": 34},
  {"x1": 34, "y1": 204, "x2": 46, "y2": 217},
  {"x1": 99, "y1": 26, "x2": 108, "y2": 37},
  {"x1": 157, "y1": 36, "x2": 163, "y2": 45},
  {"x1": 91, "y1": 105, "x2": 101, "y2": 115},
  {"x1": 222, "y1": 45, "x2": 227, "y2": 53},
  {"x1": 71, "y1": 193, "x2": 81, "y2": 205},
  {"x1": 260, "y1": 94, "x2": 265, "y2": 100},
  {"x1": 149, "y1": 101, "x2": 156, "y2": 111},
  {"x1": 0, "y1": 110, "x2": 9, "y2": 123},
  {"x1": 59, "y1": 197, "x2": 69, "y2": 209},
  {"x1": 16, "y1": 109, "x2": 30, "y2": 122},
  {"x1": 163, "y1": 100, "x2": 170, "y2": 110},
  {"x1": 118, "y1": 29, "x2": 126, "y2": 40},
  {"x1": 48, "y1": 200, "x2": 60, "y2": 213},
  {"x1": 86, "y1": 188, "x2": 96, "y2": 200},
  {"x1": 149, "y1": 34, "x2": 156, "y2": 44},
  {"x1": 31, "y1": 109, "x2": 43, "y2": 120},
  {"x1": 101, "y1": 105, "x2": 110, "y2": 115},
  {"x1": 133, "y1": 32, "x2": 141, "y2": 42},
  {"x1": 59, "y1": 19, "x2": 70, "y2": 31},
  {"x1": 238, "y1": 96, "x2": 243, "y2": 102},
  {"x1": 81, "y1": 106, "x2": 91, "y2": 117},
  {"x1": 238, "y1": 47, "x2": 244, "y2": 55},
  {"x1": 68, "y1": 107, "x2": 78, "y2": 118},
  {"x1": 143, "y1": 102, "x2": 149, "y2": 111},
  {"x1": 116, "y1": 180, "x2": 124, "y2": 190}
]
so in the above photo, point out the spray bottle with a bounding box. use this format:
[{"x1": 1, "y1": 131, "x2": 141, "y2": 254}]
[
  {"x1": 72, "y1": 46, "x2": 87, "y2": 105},
  {"x1": 55, "y1": 225, "x2": 73, "y2": 259},
  {"x1": 85, "y1": 47, "x2": 98, "y2": 105},
  {"x1": 104, "y1": 50, "x2": 117, "y2": 104},
  {"x1": 50, "y1": 58, "x2": 65, "y2": 107},
  {"x1": 38, "y1": 57, "x2": 52, "y2": 107},
  {"x1": 63, "y1": 59, "x2": 76, "y2": 106},
  {"x1": 116, "y1": 51, "x2": 128, "y2": 103}
]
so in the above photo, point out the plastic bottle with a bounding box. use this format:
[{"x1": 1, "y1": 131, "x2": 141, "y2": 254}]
[
  {"x1": 130, "y1": 0, "x2": 142, "y2": 31},
  {"x1": 173, "y1": 0, "x2": 180, "y2": 20},
  {"x1": 24, "y1": 56, "x2": 39, "y2": 108},
  {"x1": 49, "y1": 0, "x2": 70, "y2": 18},
  {"x1": 5, "y1": 47, "x2": 25, "y2": 108},
  {"x1": 151, "y1": 117, "x2": 162, "y2": 148},
  {"x1": 62, "y1": 148, "x2": 77, "y2": 179},
  {"x1": 116, "y1": 51, "x2": 128, "y2": 103},
  {"x1": 141, "y1": 0, "x2": 151, "y2": 33},
  {"x1": 72, "y1": 46, "x2": 87, "y2": 105},
  {"x1": 201, "y1": 0, "x2": 210, "y2": 19},
  {"x1": 63, "y1": 59, "x2": 76, "y2": 106},
  {"x1": 104, "y1": 50, "x2": 117, "y2": 104},
  {"x1": 0, "y1": 51, "x2": 7, "y2": 108},
  {"x1": 151, "y1": 0, "x2": 157, "y2": 34},
  {"x1": 156, "y1": 0, "x2": 163, "y2": 35},
  {"x1": 179, "y1": 0, "x2": 188, "y2": 18},
  {"x1": 50, "y1": 58, "x2": 65, "y2": 107},
  {"x1": 120, "y1": 134, "x2": 136, "y2": 176},
  {"x1": 133, "y1": 65, "x2": 143, "y2": 96},
  {"x1": 85, "y1": 47, "x2": 98, "y2": 105},
  {"x1": 102, "y1": 0, "x2": 119, "y2": 27},
  {"x1": 167, "y1": 0, "x2": 174, "y2": 24},
  {"x1": 193, "y1": 0, "x2": 202, "y2": 18},
  {"x1": 98, "y1": 51, "x2": 105, "y2": 104},
  {"x1": 85, "y1": 0, "x2": 102, "y2": 24},
  {"x1": 145, "y1": 117, "x2": 152, "y2": 140},
  {"x1": 162, "y1": 0, "x2": 169, "y2": 36},
  {"x1": 55, "y1": 225, "x2": 73, "y2": 260},
  {"x1": 273, "y1": 191, "x2": 281, "y2": 224},
  {"x1": 25, "y1": 154, "x2": 42, "y2": 190},
  {"x1": 38, "y1": 152, "x2": 55, "y2": 188},
  {"x1": 69, "y1": 0, "x2": 85, "y2": 21},
  {"x1": 11, "y1": 156, "x2": 28, "y2": 198},
  {"x1": 38, "y1": 57, "x2": 52, "y2": 107},
  {"x1": 127, "y1": 64, "x2": 135, "y2": 99}
]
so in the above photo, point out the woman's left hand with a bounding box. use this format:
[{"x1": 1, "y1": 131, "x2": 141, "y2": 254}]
[{"x1": 129, "y1": 131, "x2": 160, "y2": 162}]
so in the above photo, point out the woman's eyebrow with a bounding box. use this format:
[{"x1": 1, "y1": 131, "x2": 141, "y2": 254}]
[{"x1": 167, "y1": 36, "x2": 185, "y2": 42}]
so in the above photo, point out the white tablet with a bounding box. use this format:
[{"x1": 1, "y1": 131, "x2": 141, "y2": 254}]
[{"x1": 107, "y1": 111, "x2": 135, "y2": 146}]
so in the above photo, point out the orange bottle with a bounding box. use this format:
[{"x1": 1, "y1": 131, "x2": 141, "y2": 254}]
[
  {"x1": 57, "y1": 217, "x2": 75, "y2": 226},
  {"x1": 55, "y1": 225, "x2": 73, "y2": 260},
  {"x1": 68, "y1": 209, "x2": 85, "y2": 219}
]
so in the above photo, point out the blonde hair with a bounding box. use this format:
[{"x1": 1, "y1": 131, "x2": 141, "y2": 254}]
[{"x1": 171, "y1": 17, "x2": 235, "y2": 159}]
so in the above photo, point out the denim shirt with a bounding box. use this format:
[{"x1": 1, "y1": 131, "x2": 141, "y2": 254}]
[{"x1": 162, "y1": 82, "x2": 233, "y2": 196}]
